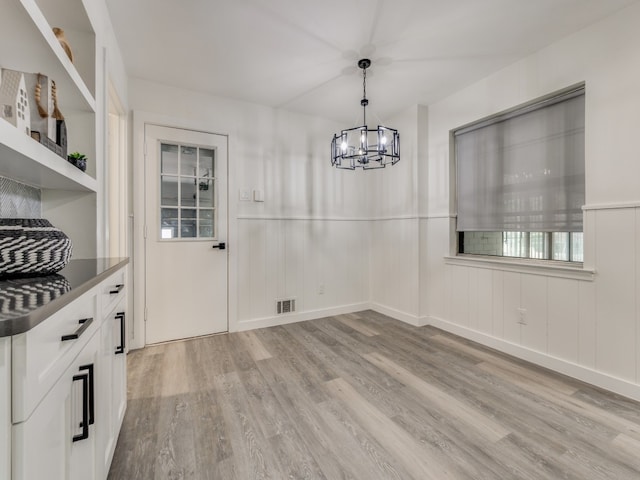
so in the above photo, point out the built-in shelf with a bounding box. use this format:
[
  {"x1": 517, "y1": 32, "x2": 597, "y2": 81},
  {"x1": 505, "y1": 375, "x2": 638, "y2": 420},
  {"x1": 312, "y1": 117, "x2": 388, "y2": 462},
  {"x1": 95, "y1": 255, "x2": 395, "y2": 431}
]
[
  {"x1": 0, "y1": 0, "x2": 96, "y2": 112},
  {"x1": 0, "y1": 119, "x2": 97, "y2": 191}
]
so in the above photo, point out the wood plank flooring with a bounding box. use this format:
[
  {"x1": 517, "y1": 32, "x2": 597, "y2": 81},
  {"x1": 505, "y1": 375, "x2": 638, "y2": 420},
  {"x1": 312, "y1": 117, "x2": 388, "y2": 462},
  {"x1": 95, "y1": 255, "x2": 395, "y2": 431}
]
[{"x1": 107, "y1": 310, "x2": 640, "y2": 480}]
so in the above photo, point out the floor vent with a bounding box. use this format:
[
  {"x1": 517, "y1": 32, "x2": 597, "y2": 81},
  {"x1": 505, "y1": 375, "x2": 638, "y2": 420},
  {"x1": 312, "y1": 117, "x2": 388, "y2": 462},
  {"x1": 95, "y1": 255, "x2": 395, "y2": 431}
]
[{"x1": 276, "y1": 299, "x2": 296, "y2": 314}]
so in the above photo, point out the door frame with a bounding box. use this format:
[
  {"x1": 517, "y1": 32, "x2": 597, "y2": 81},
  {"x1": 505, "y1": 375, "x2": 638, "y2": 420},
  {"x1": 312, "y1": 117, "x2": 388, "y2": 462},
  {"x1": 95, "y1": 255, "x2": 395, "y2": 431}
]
[{"x1": 132, "y1": 111, "x2": 238, "y2": 349}]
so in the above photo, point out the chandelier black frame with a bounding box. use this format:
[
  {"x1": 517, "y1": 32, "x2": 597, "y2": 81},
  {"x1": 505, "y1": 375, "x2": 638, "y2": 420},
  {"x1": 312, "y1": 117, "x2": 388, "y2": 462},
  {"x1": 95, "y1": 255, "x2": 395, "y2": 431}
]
[{"x1": 331, "y1": 58, "x2": 400, "y2": 170}]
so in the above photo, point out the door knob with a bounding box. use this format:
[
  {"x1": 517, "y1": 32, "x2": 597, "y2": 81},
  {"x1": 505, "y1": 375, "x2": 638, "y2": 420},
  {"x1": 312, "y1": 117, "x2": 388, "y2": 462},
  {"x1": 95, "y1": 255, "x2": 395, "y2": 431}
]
[{"x1": 212, "y1": 242, "x2": 226, "y2": 250}]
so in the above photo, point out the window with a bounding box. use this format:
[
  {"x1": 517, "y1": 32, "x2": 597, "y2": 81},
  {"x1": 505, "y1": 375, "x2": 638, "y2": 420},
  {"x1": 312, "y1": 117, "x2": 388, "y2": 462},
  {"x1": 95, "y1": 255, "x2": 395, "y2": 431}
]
[
  {"x1": 454, "y1": 85, "x2": 585, "y2": 262},
  {"x1": 159, "y1": 143, "x2": 216, "y2": 239}
]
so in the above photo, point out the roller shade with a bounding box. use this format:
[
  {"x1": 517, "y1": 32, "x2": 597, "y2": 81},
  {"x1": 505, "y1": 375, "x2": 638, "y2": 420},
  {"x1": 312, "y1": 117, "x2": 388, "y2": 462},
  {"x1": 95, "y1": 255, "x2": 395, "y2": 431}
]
[{"x1": 455, "y1": 88, "x2": 585, "y2": 232}]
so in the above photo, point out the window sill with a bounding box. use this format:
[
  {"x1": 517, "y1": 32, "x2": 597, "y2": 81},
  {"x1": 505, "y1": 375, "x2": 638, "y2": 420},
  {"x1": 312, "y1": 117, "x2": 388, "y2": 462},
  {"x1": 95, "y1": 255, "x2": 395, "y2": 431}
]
[{"x1": 444, "y1": 255, "x2": 595, "y2": 281}]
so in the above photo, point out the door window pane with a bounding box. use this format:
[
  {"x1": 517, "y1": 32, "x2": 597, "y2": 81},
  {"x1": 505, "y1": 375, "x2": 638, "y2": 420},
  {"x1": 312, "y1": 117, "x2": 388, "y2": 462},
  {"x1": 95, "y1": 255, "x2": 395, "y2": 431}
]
[
  {"x1": 181, "y1": 208, "x2": 197, "y2": 238},
  {"x1": 199, "y1": 148, "x2": 214, "y2": 177},
  {"x1": 161, "y1": 144, "x2": 179, "y2": 174},
  {"x1": 161, "y1": 208, "x2": 178, "y2": 239},
  {"x1": 180, "y1": 146, "x2": 197, "y2": 176},
  {"x1": 199, "y1": 209, "x2": 214, "y2": 238},
  {"x1": 180, "y1": 177, "x2": 197, "y2": 207},
  {"x1": 161, "y1": 175, "x2": 178, "y2": 206},
  {"x1": 198, "y1": 181, "x2": 214, "y2": 208}
]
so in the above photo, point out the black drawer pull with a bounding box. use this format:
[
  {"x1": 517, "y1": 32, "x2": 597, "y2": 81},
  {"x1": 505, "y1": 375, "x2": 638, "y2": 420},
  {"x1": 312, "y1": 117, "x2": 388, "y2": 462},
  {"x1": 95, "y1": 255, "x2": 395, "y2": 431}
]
[
  {"x1": 79, "y1": 364, "x2": 95, "y2": 426},
  {"x1": 115, "y1": 311, "x2": 126, "y2": 355},
  {"x1": 72, "y1": 371, "x2": 89, "y2": 442},
  {"x1": 61, "y1": 317, "x2": 93, "y2": 341},
  {"x1": 109, "y1": 284, "x2": 125, "y2": 295}
]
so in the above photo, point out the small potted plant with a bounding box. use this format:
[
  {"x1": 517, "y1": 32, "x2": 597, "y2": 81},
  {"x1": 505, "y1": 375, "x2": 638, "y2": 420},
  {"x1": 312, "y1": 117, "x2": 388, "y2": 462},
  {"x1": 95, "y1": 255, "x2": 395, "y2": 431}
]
[{"x1": 67, "y1": 151, "x2": 87, "y2": 172}]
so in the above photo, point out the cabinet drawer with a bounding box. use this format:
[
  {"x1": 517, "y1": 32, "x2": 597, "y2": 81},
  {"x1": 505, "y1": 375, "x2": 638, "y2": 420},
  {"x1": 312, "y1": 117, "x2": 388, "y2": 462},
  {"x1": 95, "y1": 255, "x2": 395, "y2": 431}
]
[
  {"x1": 12, "y1": 290, "x2": 98, "y2": 423},
  {"x1": 101, "y1": 269, "x2": 126, "y2": 316}
]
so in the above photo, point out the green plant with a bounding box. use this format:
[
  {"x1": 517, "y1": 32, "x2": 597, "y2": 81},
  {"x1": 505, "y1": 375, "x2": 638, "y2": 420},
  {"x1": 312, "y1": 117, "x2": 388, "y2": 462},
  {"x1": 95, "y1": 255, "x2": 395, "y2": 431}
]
[{"x1": 68, "y1": 151, "x2": 86, "y2": 161}]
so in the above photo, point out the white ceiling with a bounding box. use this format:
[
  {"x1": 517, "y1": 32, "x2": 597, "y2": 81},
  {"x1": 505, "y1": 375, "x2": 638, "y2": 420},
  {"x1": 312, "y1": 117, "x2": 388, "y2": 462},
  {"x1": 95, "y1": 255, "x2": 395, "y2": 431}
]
[{"x1": 106, "y1": 0, "x2": 637, "y2": 123}]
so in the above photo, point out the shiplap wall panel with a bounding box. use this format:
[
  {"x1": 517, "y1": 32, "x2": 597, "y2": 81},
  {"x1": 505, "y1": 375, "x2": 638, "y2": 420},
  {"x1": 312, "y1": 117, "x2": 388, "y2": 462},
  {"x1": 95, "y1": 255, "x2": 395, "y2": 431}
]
[
  {"x1": 492, "y1": 270, "x2": 504, "y2": 338},
  {"x1": 548, "y1": 277, "x2": 579, "y2": 363},
  {"x1": 503, "y1": 272, "x2": 522, "y2": 344},
  {"x1": 594, "y1": 209, "x2": 636, "y2": 381},
  {"x1": 521, "y1": 275, "x2": 548, "y2": 353},
  {"x1": 450, "y1": 266, "x2": 470, "y2": 327},
  {"x1": 476, "y1": 269, "x2": 493, "y2": 334},
  {"x1": 578, "y1": 280, "x2": 597, "y2": 369},
  {"x1": 426, "y1": 219, "x2": 449, "y2": 322},
  {"x1": 468, "y1": 267, "x2": 479, "y2": 331}
]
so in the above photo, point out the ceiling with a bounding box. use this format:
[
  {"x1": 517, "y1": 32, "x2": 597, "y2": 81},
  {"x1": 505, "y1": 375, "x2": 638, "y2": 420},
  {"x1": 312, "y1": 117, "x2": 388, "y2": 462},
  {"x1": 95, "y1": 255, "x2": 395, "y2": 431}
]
[{"x1": 106, "y1": 0, "x2": 637, "y2": 124}]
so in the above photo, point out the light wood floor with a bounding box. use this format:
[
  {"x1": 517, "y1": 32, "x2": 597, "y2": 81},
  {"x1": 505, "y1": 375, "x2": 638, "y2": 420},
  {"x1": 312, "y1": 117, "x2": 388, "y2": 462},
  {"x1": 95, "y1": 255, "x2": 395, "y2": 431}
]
[{"x1": 108, "y1": 310, "x2": 640, "y2": 480}]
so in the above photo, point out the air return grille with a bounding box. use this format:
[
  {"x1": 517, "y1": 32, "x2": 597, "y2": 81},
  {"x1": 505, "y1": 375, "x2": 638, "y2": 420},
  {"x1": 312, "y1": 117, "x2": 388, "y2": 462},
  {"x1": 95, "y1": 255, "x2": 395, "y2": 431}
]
[{"x1": 276, "y1": 299, "x2": 296, "y2": 314}]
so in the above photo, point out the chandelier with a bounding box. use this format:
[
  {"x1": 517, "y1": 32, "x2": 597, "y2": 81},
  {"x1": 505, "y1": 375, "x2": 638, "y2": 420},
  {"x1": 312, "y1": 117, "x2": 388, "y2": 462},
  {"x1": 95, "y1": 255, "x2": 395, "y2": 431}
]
[{"x1": 331, "y1": 58, "x2": 400, "y2": 169}]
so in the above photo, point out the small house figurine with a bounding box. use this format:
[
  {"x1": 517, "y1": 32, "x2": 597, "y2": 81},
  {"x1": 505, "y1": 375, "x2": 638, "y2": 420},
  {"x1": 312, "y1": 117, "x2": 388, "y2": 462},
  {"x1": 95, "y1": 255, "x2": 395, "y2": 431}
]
[{"x1": 0, "y1": 69, "x2": 31, "y2": 136}]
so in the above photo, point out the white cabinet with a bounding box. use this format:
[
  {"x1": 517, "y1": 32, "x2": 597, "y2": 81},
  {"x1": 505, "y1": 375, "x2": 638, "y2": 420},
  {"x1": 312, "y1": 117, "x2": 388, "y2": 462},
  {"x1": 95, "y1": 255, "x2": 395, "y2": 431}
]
[
  {"x1": 97, "y1": 270, "x2": 127, "y2": 475},
  {"x1": 12, "y1": 331, "x2": 100, "y2": 480},
  {"x1": 0, "y1": 337, "x2": 11, "y2": 480},
  {"x1": 9, "y1": 265, "x2": 128, "y2": 480}
]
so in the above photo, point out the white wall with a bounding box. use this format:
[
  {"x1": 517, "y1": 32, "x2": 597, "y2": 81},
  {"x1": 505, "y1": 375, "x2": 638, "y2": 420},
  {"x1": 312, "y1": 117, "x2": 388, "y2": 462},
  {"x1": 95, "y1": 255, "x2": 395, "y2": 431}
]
[
  {"x1": 129, "y1": 80, "x2": 370, "y2": 342},
  {"x1": 412, "y1": 1, "x2": 640, "y2": 400}
]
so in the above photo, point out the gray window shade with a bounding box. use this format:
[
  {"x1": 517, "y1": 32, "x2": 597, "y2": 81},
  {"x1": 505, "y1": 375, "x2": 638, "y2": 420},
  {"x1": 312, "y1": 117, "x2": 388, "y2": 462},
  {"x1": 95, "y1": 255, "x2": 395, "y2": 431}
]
[{"x1": 455, "y1": 89, "x2": 585, "y2": 232}]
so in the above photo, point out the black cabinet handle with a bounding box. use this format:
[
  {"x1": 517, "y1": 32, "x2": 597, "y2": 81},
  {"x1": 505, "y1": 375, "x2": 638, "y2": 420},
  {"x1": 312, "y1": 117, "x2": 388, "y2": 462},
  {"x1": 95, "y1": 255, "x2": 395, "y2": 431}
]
[
  {"x1": 78, "y1": 364, "x2": 95, "y2": 425},
  {"x1": 109, "y1": 284, "x2": 125, "y2": 295},
  {"x1": 115, "y1": 311, "x2": 126, "y2": 355},
  {"x1": 212, "y1": 242, "x2": 225, "y2": 250},
  {"x1": 61, "y1": 317, "x2": 93, "y2": 341},
  {"x1": 72, "y1": 372, "x2": 89, "y2": 442}
]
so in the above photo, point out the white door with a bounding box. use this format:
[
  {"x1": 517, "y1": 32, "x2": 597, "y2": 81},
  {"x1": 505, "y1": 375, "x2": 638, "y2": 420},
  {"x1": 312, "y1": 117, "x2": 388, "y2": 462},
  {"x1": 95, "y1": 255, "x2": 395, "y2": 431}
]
[{"x1": 144, "y1": 125, "x2": 228, "y2": 344}]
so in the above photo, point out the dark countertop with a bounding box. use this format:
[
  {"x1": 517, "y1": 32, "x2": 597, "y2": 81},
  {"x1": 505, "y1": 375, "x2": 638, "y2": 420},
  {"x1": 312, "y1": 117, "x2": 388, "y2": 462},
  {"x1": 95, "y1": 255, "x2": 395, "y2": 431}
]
[{"x1": 0, "y1": 257, "x2": 129, "y2": 337}]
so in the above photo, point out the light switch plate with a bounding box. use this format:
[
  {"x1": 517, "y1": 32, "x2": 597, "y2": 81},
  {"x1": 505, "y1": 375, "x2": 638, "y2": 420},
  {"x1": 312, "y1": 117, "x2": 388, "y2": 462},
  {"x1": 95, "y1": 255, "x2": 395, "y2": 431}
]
[{"x1": 253, "y1": 189, "x2": 264, "y2": 202}]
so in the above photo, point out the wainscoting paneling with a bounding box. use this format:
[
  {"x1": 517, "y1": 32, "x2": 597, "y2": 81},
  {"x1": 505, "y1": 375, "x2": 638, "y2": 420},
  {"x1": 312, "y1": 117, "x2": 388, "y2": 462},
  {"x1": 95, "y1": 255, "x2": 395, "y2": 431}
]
[
  {"x1": 521, "y1": 274, "x2": 548, "y2": 353},
  {"x1": 595, "y1": 208, "x2": 636, "y2": 382},
  {"x1": 548, "y1": 277, "x2": 580, "y2": 364},
  {"x1": 237, "y1": 219, "x2": 369, "y2": 328}
]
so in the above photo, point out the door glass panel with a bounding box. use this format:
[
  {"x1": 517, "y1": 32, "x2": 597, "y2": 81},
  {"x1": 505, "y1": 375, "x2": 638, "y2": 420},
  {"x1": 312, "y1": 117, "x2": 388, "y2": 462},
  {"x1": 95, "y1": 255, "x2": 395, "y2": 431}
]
[
  {"x1": 161, "y1": 208, "x2": 178, "y2": 239},
  {"x1": 161, "y1": 144, "x2": 179, "y2": 174},
  {"x1": 199, "y1": 148, "x2": 215, "y2": 177},
  {"x1": 199, "y1": 209, "x2": 214, "y2": 238},
  {"x1": 180, "y1": 146, "x2": 197, "y2": 176},
  {"x1": 198, "y1": 181, "x2": 214, "y2": 208},
  {"x1": 181, "y1": 208, "x2": 197, "y2": 238},
  {"x1": 159, "y1": 142, "x2": 218, "y2": 240},
  {"x1": 161, "y1": 175, "x2": 178, "y2": 206},
  {"x1": 180, "y1": 177, "x2": 197, "y2": 207}
]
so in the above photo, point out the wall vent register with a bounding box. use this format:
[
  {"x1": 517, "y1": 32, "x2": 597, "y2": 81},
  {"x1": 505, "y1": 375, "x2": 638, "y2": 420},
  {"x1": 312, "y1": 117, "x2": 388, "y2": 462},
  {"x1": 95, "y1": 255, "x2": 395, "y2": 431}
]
[{"x1": 276, "y1": 299, "x2": 296, "y2": 315}]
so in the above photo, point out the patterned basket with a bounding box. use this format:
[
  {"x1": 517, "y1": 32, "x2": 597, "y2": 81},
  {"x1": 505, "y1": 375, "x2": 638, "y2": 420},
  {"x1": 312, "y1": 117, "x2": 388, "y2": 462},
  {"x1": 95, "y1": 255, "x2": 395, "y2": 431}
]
[{"x1": 0, "y1": 219, "x2": 73, "y2": 278}]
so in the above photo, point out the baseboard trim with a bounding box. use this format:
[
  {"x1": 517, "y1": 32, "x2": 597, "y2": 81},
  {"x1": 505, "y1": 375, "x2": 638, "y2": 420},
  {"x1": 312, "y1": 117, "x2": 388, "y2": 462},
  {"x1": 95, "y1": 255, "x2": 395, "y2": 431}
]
[
  {"x1": 370, "y1": 303, "x2": 427, "y2": 327},
  {"x1": 425, "y1": 315, "x2": 640, "y2": 402},
  {"x1": 234, "y1": 302, "x2": 370, "y2": 331}
]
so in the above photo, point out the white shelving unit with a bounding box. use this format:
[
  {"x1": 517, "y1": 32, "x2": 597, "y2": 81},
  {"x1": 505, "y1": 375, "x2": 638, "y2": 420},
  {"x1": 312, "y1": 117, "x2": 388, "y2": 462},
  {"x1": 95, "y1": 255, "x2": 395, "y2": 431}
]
[
  {"x1": 0, "y1": 0, "x2": 99, "y2": 257},
  {"x1": 0, "y1": 119, "x2": 97, "y2": 191},
  {"x1": 0, "y1": 0, "x2": 97, "y2": 187}
]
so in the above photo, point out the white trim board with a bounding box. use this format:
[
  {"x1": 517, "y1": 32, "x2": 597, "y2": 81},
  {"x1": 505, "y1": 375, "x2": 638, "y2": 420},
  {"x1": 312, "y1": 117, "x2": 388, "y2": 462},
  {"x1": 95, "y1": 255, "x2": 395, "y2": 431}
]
[{"x1": 234, "y1": 302, "x2": 370, "y2": 332}]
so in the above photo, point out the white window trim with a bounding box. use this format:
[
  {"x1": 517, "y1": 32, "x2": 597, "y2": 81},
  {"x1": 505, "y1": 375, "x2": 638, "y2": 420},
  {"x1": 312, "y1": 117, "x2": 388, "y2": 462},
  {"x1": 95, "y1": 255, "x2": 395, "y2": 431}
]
[{"x1": 444, "y1": 254, "x2": 595, "y2": 281}]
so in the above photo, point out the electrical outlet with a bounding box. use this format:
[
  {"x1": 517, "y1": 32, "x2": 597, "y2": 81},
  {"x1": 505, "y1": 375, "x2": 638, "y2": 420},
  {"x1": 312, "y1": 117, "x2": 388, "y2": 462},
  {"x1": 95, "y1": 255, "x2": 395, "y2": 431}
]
[
  {"x1": 318, "y1": 283, "x2": 325, "y2": 294},
  {"x1": 517, "y1": 307, "x2": 527, "y2": 325}
]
